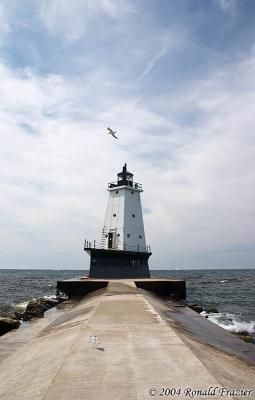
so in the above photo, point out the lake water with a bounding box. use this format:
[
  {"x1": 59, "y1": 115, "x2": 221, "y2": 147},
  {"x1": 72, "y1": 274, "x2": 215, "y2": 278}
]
[{"x1": 0, "y1": 269, "x2": 254, "y2": 338}]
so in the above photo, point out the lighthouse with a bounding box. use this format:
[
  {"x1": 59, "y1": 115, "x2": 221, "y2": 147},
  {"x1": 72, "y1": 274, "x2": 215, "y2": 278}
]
[
  {"x1": 84, "y1": 164, "x2": 151, "y2": 278},
  {"x1": 58, "y1": 164, "x2": 186, "y2": 297}
]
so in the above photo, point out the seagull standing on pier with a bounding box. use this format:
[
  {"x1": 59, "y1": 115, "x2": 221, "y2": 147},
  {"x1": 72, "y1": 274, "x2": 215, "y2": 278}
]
[
  {"x1": 90, "y1": 335, "x2": 101, "y2": 348},
  {"x1": 90, "y1": 335, "x2": 97, "y2": 348},
  {"x1": 107, "y1": 127, "x2": 118, "y2": 139}
]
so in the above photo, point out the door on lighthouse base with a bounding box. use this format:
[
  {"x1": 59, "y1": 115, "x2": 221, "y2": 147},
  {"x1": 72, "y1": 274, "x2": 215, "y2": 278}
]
[{"x1": 108, "y1": 233, "x2": 113, "y2": 249}]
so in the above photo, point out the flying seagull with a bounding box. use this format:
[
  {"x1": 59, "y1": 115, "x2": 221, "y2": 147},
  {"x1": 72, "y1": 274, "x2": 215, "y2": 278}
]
[{"x1": 107, "y1": 127, "x2": 118, "y2": 139}]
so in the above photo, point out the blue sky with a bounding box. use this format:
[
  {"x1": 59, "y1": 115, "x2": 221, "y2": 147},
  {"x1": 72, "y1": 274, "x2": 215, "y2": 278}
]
[{"x1": 0, "y1": 0, "x2": 255, "y2": 269}]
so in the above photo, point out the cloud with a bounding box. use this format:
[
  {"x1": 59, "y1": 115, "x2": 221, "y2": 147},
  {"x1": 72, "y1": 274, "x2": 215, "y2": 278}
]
[
  {"x1": 214, "y1": 0, "x2": 237, "y2": 15},
  {"x1": 0, "y1": 58, "x2": 173, "y2": 268},
  {"x1": 136, "y1": 25, "x2": 189, "y2": 81},
  {"x1": 137, "y1": 47, "x2": 167, "y2": 80},
  {"x1": 38, "y1": 0, "x2": 135, "y2": 41},
  {"x1": 142, "y1": 52, "x2": 255, "y2": 267},
  {"x1": 0, "y1": 2, "x2": 12, "y2": 41},
  {"x1": 0, "y1": 63, "x2": 69, "y2": 116},
  {"x1": 0, "y1": 1, "x2": 255, "y2": 269},
  {"x1": 1, "y1": 47, "x2": 255, "y2": 268}
]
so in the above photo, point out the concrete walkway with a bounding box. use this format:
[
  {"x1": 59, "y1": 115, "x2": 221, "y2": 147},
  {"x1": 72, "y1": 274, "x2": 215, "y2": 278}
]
[{"x1": 0, "y1": 282, "x2": 253, "y2": 399}]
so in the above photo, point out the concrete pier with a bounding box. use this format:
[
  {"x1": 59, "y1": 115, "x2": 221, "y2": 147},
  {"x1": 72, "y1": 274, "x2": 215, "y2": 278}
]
[
  {"x1": 57, "y1": 276, "x2": 186, "y2": 299},
  {"x1": 0, "y1": 282, "x2": 254, "y2": 400}
]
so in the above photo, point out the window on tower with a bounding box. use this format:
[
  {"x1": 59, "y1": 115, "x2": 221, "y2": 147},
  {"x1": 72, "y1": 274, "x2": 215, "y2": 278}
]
[
  {"x1": 113, "y1": 213, "x2": 116, "y2": 217},
  {"x1": 132, "y1": 214, "x2": 135, "y2": 218},
  {"x1": 127, "y1": 234, "x2": 130, "y2": 238}
]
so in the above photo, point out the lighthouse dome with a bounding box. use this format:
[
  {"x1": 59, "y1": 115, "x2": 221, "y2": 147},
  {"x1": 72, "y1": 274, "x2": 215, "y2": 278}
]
[{"x1": 117, "y1": 163, "x2": 133, "y2": 187}]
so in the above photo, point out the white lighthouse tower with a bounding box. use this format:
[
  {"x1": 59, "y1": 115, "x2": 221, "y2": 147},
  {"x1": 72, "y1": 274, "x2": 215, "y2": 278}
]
[
  {"x1": 101, "y1": 163, "x2": 147, "y2": 252},
  {"x1": 84, "y1": 164, "x2": 151, "y2": 278}
]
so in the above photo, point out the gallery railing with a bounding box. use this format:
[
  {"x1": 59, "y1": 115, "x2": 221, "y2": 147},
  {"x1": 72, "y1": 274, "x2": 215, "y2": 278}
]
[
  {"x1": 84, "y1": 239, "x2": 151, "y2": 253},
  {"x1": 108, "y1": 181, "x2": 142, "y2": 189}
]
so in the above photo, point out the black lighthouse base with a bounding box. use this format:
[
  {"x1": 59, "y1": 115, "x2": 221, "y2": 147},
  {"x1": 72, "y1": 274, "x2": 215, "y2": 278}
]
[{"x1": 86, "y1": 248, "x2": 151, "y2": 279}]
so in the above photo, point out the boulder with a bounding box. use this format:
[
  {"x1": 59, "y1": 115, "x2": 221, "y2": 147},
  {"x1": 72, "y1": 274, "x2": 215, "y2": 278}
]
[
  {"x1": 22, "y1": 299, "x2": 49, "y2": 321},
  {"x1": 0, "y1": 310, "x2": 19, "y2": 321},
  {"x1": 22, "y1": 297, "x2": 61, "y2": 321},
  {"x1": 43, "y1": 298, "x2": 59, "y2": 307},
  {"x1": 56, "y1": 296, "x2": 66, "y2": 303},
  {"x1": 233, "y1": 331, "x2": 255, "y2": 344},
  {"x1": 206, "y1": 307, "x2": 218, "y2": 314},
  {"x1": 14, "y1": 311, "x2": 24, "y2": 320},
  {"x1": 0, "y1": 317, "x2": 21, "y2": 336}
]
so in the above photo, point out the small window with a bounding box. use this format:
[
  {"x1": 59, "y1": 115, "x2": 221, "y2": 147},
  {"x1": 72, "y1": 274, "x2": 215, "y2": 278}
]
[
  {"x1": 115, "y1": 190, "x2": 119, "y2": 194},
  {"x1": 132, "y1": 214, "x2": 135, "y2": 218},
  {"x1": 105, "y1": 234, "x2": 108, "y2": 238},
  {"x1": 127, "y1": 234, "x2": 130, "y2": 238},
  {"x1": 117, "y1": 233, "x2": 120, "y2": 237},
  {"x1": 131, "y1": 191, "x2": 134, "y2": 195},
  {"x1": 113, "y1": 213, "x2": 116, "y2": 217},
  {"x1": 139, "y1": 235, "x2": 142, "y2": 239}
]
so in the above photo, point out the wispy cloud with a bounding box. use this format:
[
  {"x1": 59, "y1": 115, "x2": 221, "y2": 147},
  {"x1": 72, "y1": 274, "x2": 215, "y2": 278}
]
[
  {"x1": 0, "y1": 2, "x2": 11, "y2": 39},
  {"x1": 38, "y1": 0, "x2": 135, "y2": 41},
  {"x1": 137, "y1": 47, "x2": 167, "y2": 80},
  {"x1": 214, "y1": 0, "x2": 237, "y2": 15}
]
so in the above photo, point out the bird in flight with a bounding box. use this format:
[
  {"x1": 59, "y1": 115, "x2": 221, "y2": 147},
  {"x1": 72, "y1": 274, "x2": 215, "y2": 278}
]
[{"x1": 107, "y1": 127, "x2": 118, "y2": 139}]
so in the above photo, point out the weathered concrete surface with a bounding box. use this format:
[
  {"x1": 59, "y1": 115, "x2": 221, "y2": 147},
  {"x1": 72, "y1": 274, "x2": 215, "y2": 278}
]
[
  {"x1": 140, "y1": 290, "x2": 255, "y2": 366},
  {"x1": 0, "y1": 282, "x2": 254, "y2": 400},
  {"x1": 0, "y1": 299, "x2": 79, "y2": 364}
]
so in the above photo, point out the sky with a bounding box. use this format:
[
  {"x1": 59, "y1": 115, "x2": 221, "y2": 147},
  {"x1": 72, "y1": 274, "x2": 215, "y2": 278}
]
[{"x1": 0, "y1": 0, "x2": 255, "y2": 270}]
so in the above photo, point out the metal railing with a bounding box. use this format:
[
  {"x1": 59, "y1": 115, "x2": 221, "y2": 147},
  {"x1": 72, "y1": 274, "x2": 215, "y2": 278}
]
[
  {"x1": 84, "y1": 239, "x2": 151, "y2": 253},
  {"x1": 108, "y1": 181, "x2": 142, "y2": 189}
]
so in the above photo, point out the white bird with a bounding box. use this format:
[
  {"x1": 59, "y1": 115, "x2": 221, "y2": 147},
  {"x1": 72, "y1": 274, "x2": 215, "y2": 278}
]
[
  {"x1": 90, "y1": 335, "x2": 97, "y2": 343},
  {"x1": 107, "y1": 127, "x2": 118, "y2": 139},
  {"x1": 90, "y1": 335, "x2": 100, "y2": 348}
]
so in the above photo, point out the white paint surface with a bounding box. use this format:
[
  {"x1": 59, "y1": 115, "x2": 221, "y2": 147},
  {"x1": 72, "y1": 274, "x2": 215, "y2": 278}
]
[{"x1": 101, "y1": 173, "x2": 147, "y2": 251}]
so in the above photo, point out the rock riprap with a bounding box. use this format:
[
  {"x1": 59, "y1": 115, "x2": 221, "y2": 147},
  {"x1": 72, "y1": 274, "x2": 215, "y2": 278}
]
[
  {"x1": 0, "y1": 296, "x2": 65, "y2": 336},
  {"x1": 0, "y1": 316, "x2": 21, "y2": 336},
  {"x1": 22, "y1": 298, "x2": 61, "y2": 321}
]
